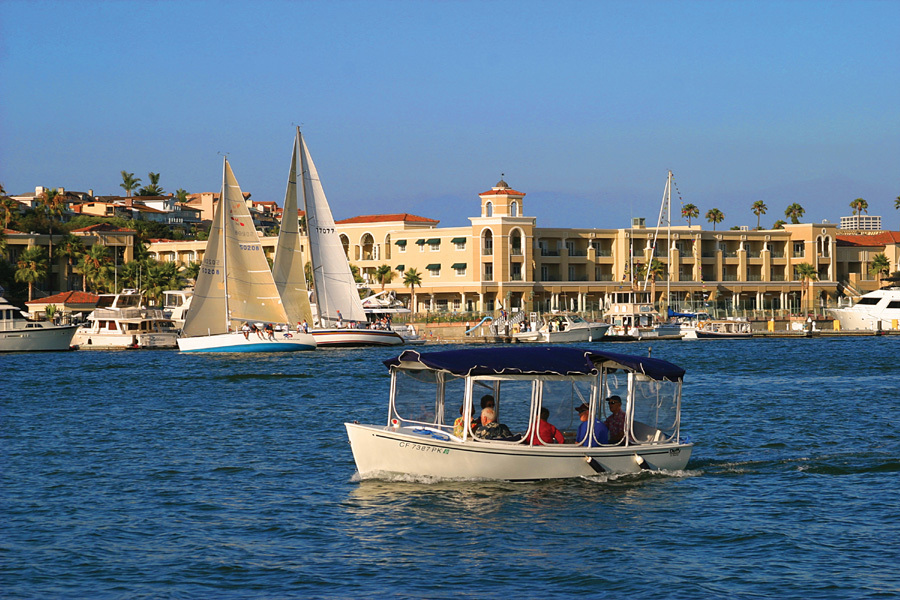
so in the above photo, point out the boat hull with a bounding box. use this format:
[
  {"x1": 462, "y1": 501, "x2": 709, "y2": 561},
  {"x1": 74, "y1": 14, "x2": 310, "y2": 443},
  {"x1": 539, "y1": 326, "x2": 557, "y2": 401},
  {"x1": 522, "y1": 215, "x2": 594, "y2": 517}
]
[
  {"x1": 345, "y1": 423, "x2": 692, "y2": 480},
  {"x1": 73, "y1": 330, "x2": 179, "y2": 349},
  {"x1": 177, "y1": 331, "x2": 317, "y2": 352},
  {"x1": 311, "y1": 328, "x2": 404, "y2": 347},
  {"x1": 0, "y1": 324, "x2": 79, "y2": 352},
  {"x1": 692, "y1": 331, "x2": 752, "y2": 339},
  {"x1": 513, "y1": 323, "x2": 610, "y2": 343}
]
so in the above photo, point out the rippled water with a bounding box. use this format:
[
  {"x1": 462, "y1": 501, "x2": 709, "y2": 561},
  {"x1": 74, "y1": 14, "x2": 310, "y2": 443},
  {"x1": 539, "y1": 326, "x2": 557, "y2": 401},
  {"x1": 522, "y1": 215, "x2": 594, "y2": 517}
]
[{"x1": 2, "y1": 338, "x2": 899, "y2": 598}]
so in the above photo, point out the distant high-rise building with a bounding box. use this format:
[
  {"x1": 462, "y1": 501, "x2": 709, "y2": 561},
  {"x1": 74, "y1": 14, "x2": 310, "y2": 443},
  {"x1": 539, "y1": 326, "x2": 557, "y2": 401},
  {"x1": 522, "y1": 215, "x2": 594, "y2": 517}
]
[{"x1": 840, "y1": 214, "x2": 882, "y2": 230}]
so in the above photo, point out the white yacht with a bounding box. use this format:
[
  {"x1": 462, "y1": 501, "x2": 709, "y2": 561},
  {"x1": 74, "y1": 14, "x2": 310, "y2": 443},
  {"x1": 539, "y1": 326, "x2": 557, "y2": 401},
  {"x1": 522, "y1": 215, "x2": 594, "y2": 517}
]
[
  {"x1": 604, "y1": 289, "x2": 665, "y2": 339},
  {"x1": 163, "y1": 290, "x2": 193, "y2": 330},
  {"x1": 74, "y1": 290, "x2": 179, "y2": 349},
  {"x1": 829, "y1": 286, "x2": 900, "y2": 331},
  {"x1": 0, "y1": 292, "x2": 78, "y2": 352}
]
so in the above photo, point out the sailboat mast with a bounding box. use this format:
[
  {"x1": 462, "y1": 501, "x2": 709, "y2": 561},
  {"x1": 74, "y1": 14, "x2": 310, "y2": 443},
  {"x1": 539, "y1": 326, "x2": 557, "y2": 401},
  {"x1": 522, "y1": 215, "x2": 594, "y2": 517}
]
[
  {"x1": 221, "y1": 157, "x2": 230, "y2": 331},
  {"x1": 666, "y1": 170, "x2": 672, "y2": 311}
]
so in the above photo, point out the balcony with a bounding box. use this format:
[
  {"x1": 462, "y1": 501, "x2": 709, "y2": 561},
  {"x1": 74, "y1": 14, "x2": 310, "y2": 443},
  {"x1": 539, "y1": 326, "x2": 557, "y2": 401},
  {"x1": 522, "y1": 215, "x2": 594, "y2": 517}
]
[
  {"x1": 771, "y1": 251, "x2": 785, "y2": 258},
  {"x1": 593, "y1": 249, "x2": 612, "y2": 257},
  {"x1": 541, "y1": 248, "x2": 560, "y2": 256},
  {"x1": 724, "y1": 251, "x2": 738, "y2": 258},
  {"x1": 481, "y1": 246, "x2": 493, "y2": 256},
  {"x1": 595, "y1": 274, "x2": 614, "y2": 281},
  {"x1": 567, "y1": 249, "x2": 588, "y2": 257},
  {"x1": 511, "y1": 247, "x2": 523, "y2": 256}
]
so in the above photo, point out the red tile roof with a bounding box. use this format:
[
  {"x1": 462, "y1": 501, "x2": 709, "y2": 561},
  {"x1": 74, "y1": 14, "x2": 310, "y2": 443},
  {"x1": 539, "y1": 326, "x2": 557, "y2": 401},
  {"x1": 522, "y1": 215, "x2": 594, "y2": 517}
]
[
  {"x1": 336, "y1": 213, "x2": 439, "y2": 225},
  {"x1": 71, "y1": 223, "x2": 136, "y2": 233},
  {"x1": 479, "y1": 188, "x2": 525, "y2": 196},
  {"x1": 25, "y1": 291, "x2": 99, "y2": 306},
  {"x1": 836, "y1": 232, "x2": 900, "y2": 247}
]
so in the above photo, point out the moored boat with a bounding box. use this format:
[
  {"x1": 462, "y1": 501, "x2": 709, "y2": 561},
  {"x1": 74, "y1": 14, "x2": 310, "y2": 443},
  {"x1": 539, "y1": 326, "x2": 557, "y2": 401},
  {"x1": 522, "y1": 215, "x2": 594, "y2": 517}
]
[
  {"x1": 0, "y1": 292, "x2": 78, "y2": 352},
  {"x1": 513, "y1": 312, "x2": 610, "y2": 343},
  {"x1": 828, "y1": 286, "x2": 900, "y2": 331},
  {"x1": 345, "y1": 346, "x2": 692, "y2": 481},
  {"x1": 73, "y1": 290, "x2": 178, "y2": 349},
  {"x1": 684, "y1": 318, "x2": 752, "y2": 339}
]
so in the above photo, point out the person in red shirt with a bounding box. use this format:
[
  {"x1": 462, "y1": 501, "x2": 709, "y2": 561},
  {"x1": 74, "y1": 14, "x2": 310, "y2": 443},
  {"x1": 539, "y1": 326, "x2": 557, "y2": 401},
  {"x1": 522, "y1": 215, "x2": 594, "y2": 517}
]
[{"x1": 527, "y1": 407, "x2": 565, "y2": 445}]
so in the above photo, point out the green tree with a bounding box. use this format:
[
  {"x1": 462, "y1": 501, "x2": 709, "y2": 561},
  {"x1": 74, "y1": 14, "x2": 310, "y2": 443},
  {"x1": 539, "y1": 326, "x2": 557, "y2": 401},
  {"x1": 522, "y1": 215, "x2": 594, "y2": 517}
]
[
  {"x1": 56, "y1": 233, "x2": 85, "y2": 291},
  {"x1": 40, "y1": 187, "x2": 66, "y2": 267},
  {"x1": 175, "y1": 188, "x2": 189, "y2": 203},
  {"x1": 772, "y1": 219, "x2": 787, "y2": 230},
  {"x1": 137, "y1": 172, "x2": 165, "y2": 196},
  {"x1": 795, "y1": 262, "x2": 819, "y2": 314},
  {"x1": 374, "y1": 264, "x2": 394, "y2": 291},
  {"x1": 681, "y1": 203, "x2": 699, "y2": 227},
  {"x1": 752, "y1": 200, "x2": 767, "y2": 230},
  {"x1": 0, "y1": 185, "x2": 19, "y2": 229},
  {"x1": 895, "y1": 195, "x2": 900, "y2": 210},
  {"x1": 77, "y1": 244, "x2": 113, "y2": 292},
  {"x1": 784, "y1": 203, "x2": 805, "y2": 224},
  {"x1": 183, "y1": 260, "x2": 201, "y2": 283},
  {"x1": 142, "y1": 260, "x2": 183, "y2": 305},
  {"x1": 869, "y1": 253, "x2": 891, "y2": 282},
  {"x1": 705, "y1": 208, "x2": 724, "y2": 231},
  {"x1": 403, "y1": 268, "x2": 422, "y2": 312},
  {"x1": 120, "y1": 171, "x2": 142, "y2": 197},
  {"x1": 15, "y1": 246, "x2": 49, "y2": 301},
  {"x1": 850, "y1": 197, "x2": 868, "y2": 218}
]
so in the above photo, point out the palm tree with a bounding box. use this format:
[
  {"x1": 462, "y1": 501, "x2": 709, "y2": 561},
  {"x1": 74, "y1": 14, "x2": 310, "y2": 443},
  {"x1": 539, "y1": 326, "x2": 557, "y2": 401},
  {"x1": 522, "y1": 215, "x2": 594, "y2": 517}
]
[
  {"x1": 40, "y1": 187, "x2": 66, "y2": 267},
  {"x1": 137, "y1": 172, "x2": 165, "y2": 196},
  {"x1": 15, "y1": 246, "x2": 49, "y2": 301},
  {"x1": 681, "y1": 203, "x2": 699, "y2": 227},
  {"x1": 143, "y1": 260, "x2": 183, "y2": 305},
  {"x1": 183, "y1": 260, "x2": 201, "y2": 284},
  {"x1": 869, "y1": 253, "x2": 891, "y2": 283},
  {"x1": 705, "y1": 208, "x2": 724, "y2": 231},
  {"x1": 772, "y1": 219, "x2": 787, "y2": 230},
  {"x1": 120, "y1": 171, "x2": 142, "y2": 197},
  {"x1": 752, "y1": 200, "x2": 767, "y2": 229},
  {"x1": 0, "y1": 184, "x2": 19, "y2": 229},
  {"x1": 895, "y1": 195, "x2": 900, "y2": 211},
  {"x1": 849, "y1": 197, "x2": 868, "y2": 222},
  {"x1": 56, "y1": 234, "x2": 85, "y2": 291},
  {"x1": 795, "y1": 262, "x2": 819, "y2": 314},
  {"x1": 374, "y1": 264, "x2": 394, "y2": 291},
  {"x1": 77, "y1": 244, "x2": 113, "y2": 292},
  {"x1": 785, "y1": 203, "x2": 805, "y2": 224},
  {"x1": 175, "y1": 188, "x2": 189, "y2": 203},
  {"x1": 403, "y1": 268, "x2": 422, "y2": 312}
]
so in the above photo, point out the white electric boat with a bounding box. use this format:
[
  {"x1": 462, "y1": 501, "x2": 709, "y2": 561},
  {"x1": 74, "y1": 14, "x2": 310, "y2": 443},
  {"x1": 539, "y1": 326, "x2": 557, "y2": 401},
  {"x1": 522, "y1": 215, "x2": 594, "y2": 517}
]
[
  {"x1": 828, "y1": 286, "x2": 900, "y2": 331},
  {"x1": 345, "y1": 346, "x2": 692, "y2": 481}
]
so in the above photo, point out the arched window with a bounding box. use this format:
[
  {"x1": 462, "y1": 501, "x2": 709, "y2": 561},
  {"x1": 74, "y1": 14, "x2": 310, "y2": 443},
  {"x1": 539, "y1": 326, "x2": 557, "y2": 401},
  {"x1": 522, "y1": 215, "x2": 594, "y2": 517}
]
[
  {"x1": 485, "y1": 201, "x2": 493, "y2": 217},
  {"x1": 510, "y1": 201, "x2": 518, "y2": 217},
  {"x1": 361, "y1": 233, "x2": 375, "y2": 260},
  {"x1": 510, "y1": 229, "x2": 522, "y2": 256},
  {"x1": 340, "y1": 234, "x2": 351, "y2": 260},
  {"x1": 384, "y1": 234, "x2": 391, "y2": 260},
  {"x1": 481, "y1": 229, "x2": 493, "y2": 256}
]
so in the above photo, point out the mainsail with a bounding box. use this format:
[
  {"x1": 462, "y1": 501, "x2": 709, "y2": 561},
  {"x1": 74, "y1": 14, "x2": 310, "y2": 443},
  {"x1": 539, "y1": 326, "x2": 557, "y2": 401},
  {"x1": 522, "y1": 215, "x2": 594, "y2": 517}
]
[
  {"x1": 182, "y1": 158, "x2": 289, "y2": 337},
  {"x1": 298, "y1": 132, "x2": 367, "y2": 324},
  {"x1": 272, "y1": 129, "x2": 314, "y2": 326}
]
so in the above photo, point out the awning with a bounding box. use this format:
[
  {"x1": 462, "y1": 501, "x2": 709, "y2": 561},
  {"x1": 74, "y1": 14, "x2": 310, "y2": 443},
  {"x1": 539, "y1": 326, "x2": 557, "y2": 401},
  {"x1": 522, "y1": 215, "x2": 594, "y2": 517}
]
[
  {"x1": 395, "y1": 265, "x2": 405, "y2": 271},
  {"x1": 426, "y1": 263, "x2": 441, "y2": 270},
  {"x1": 395, "y1": 240, "x2": 407, "y2": 246},
  {"x1": 426, "y1": 238, "x2": 440, "y2": 245},
  {"x1": 451, "y1": 263, "x2": 467, "y2": 269},
  {"x1": 384, "y1": 347, "x2": 685, "y2": 381},
  {"x1": 416, "y1": 239, "x2": 426, "y2": 245},
  {"x1": 451, "y1": 237, "x2": 467, "y2": 244}
]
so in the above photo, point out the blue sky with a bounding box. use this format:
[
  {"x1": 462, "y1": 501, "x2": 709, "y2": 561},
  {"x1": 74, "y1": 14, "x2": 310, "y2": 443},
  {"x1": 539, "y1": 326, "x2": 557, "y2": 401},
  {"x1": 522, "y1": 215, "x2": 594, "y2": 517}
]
[{"x1": 2, "y1": 0, "x2": 898, "y2": 230}]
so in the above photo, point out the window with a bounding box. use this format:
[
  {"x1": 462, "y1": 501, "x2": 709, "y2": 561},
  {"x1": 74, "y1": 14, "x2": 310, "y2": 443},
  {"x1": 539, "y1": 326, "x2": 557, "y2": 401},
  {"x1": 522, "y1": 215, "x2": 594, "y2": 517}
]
[
  {"x1": 483, "y1": 263, "x2": 493, "y2": 281},
  {"x1": 485, "y1": 202, "x2": 493, "y2": 217},
  {"x1": 452, "y1": 237, "x2": 466, "y2": 250},
  {"x1": 428, "y1": 238, "x2": 440, "y2": 251},
  {"x1": 511, "y1": 263, "x2": 522, "y2": 281},
  {"x1": 427, "y1": 263, "x2": 441, "y2": 277},
  {"x1": 793, "y1": 242, "x2": 805, "y2": 257},
  {"x1": 452, "y1": 262, "x2": 467, "y2": 276},
  {"x1": 510, "y1": 201, "x2": 518, "y2": 217}
]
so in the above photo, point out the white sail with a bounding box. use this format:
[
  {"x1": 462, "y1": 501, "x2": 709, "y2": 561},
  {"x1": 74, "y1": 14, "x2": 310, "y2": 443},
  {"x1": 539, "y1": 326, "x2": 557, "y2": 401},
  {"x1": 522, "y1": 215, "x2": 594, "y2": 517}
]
[
  {"x1": 273, "y1": 129, "x2": 314, "y2": 326},
  {"x1": 182, "y1": 158, "x2": 289, "y2": 338},
  {"x1": 298, "y1": 132, "x2": 367, "y2": 324}
]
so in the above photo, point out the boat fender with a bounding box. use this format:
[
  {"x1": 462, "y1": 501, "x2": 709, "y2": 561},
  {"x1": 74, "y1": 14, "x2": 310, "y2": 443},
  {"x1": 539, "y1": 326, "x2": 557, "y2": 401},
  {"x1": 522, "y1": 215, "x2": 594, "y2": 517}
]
[
  {"x1": 634, "y1": 454, "x2": 651, "y2": 470},
  {"x1": 584, "y1": 456, "x2": 605, "y2": 473}
]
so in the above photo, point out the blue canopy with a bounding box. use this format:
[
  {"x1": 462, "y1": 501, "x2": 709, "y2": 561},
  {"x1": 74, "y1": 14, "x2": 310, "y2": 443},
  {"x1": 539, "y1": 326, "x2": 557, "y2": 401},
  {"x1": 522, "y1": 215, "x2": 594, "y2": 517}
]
[{"x1": 384, "y1": 346, "x2": 685, "y2": 381}]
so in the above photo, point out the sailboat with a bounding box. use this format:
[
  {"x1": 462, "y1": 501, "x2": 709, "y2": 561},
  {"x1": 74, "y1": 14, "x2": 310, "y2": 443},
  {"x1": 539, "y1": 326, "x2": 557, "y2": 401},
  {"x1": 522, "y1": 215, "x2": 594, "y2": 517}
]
[
  {"x1": 176, "y1": 157, "x2": 317, "y2": 352},
  {"x1": 281, "y1": 129, "x2": 402, "y2": 347}
]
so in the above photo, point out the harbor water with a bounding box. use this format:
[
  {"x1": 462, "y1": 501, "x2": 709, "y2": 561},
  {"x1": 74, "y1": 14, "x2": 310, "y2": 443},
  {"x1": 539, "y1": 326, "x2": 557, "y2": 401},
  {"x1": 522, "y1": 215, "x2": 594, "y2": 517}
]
[{"x1": 2, "y1": 337, "x2": 899, "y2": 599}]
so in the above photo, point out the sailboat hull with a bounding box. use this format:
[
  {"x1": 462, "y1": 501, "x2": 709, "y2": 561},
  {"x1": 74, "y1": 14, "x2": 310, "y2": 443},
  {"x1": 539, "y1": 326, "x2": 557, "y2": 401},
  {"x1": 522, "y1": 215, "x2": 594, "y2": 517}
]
[
  {"x1": 177, "y1": 331, "x2": 317, "y2": 352},
  {"x1": 311, "y1": 328, "x2": 404, "y2": 347}
]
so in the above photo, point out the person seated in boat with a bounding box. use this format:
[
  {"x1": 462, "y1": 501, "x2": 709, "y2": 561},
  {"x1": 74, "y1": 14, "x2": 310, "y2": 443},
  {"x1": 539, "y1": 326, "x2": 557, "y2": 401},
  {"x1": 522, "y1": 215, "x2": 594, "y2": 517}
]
[
  {"x1": 453, "y1": 404, "x2": 466, "y2": 438},
  {"x1": 241, "y1": 322, "x2": 251, "y2": 339},
  {"x1": 526, "y1": 407, "x2": 565, "y2": 445},
  {"x1": 604, "y1": 396, "x2": 626, "y2": 444},
  {"x1": 575, "y1": 403, "x2": 609, "y2": 447},
  {"x1": 474, "y1": 407, "x2": 517, "y2": 441},
  {"x1": 265, "y1": 323, "x2": 275, "y2": 340},
  {"x1": 470, "y1": 394, "x2": 495, "y2": 433}
]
